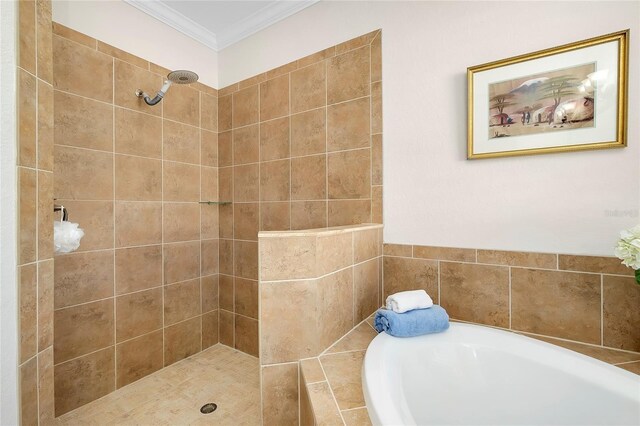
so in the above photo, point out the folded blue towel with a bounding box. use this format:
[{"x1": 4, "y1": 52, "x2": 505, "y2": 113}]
[{"x1": 374, "y1": 305, "x2": 449, "y2": 337}]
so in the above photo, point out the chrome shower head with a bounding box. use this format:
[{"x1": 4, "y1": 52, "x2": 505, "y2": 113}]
[
  {"x1": 136, "y1": 69, "x2": 199, "y2": 106},
  {"x1": 167, "y1": 70, "x2": 199, "y2": 84}
]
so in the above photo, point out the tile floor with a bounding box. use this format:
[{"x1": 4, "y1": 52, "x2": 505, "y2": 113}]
[{"x1": 55, "y1": 345, "x2": 260, "y2": 425}]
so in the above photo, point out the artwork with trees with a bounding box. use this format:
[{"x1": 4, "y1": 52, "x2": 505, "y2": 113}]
[{"x1": 487, "y1": 63, "x2": 596, "y2": 139}]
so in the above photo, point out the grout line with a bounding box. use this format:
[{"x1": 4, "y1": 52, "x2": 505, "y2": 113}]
[
  {"x1": 160, "y1": 77, "x2": 166, "y2": 368},
  {"x1": 317, "y1": 358, "x2": 347, "y2": 425},
  {"x1": 324, "y1": 58, "x2": 329, "y2": 227},
  {"x1": 340, "y1": 406, "x2": 368, "y2": 413},
  {"x1": 508, "y1": 266, "x2": 512, "y2": 329},
  {"x1": 437, "y1": 260, "x2": 441, "y2": 305},
  {"x1": 600, "y1": 274, "x2": 604, "y2": 346},
  {"x1": 111, "y1": 56, "x2": 117, "y2": 391},
  {"x1": 381, "y1": 254, "x2": 631, "y2": 277},
  {"x1": 613, "y1": 360, "x2": 640, "y2": 366},
  {"x1": 262, "y1": 257, "x2": 381, "y2": 285}
]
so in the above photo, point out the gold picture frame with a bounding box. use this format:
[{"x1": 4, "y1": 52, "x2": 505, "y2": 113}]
[{"x1": 467, "y1": 30, "x2": 629, "y2": 159}]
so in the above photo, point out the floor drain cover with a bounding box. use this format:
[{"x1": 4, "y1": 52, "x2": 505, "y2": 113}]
[{"x1": 200, "y1": 403, "x2": 217, "y2": 414}]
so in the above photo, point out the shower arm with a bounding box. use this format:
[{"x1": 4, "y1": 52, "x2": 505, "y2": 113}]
[{"x1": 135, "y1": 80, "x2": 172, "y2": 105}]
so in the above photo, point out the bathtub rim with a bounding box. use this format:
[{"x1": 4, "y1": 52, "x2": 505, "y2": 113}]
[{"x1": 362, "y1": 322, "x2": 640, "y2": 426}]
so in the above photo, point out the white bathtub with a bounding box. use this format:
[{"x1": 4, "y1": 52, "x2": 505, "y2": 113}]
[{"x1": 363, "y1": 322, "x2": 640, "y2": 425}]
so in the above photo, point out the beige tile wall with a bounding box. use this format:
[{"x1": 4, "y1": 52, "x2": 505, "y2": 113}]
[
  {"x1": 51, "y1": 23, "x2": 220, "y2": 416},
  {"x1": 17, "y1": 1, "x2": 56, "y2": 425},
  {"x1": 384, "y1": 245, "x2": 640, "y2": 352},
  {"x1": 258, "y1": 224, "x2": 383, "y2": 425},
  {"x1": 217, "y1": 30, "x2": 383, "y2": 356}
]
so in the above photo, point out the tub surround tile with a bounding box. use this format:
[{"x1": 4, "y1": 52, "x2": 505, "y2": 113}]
[
  {"x1": 307, "y1": 381, "x2": 343, "y2": 425},
  {"x1": 521, "y1": 333, "x2": 640, "y2": 365},
  {"x1": 603, "y1": 275, "x2": 640, "y2": 352},
  {"x1": 326, "y1": 322, "x2": 377, "y2": 354},
  {"x1": 414, "y1": 245, "x2": 476, "y2": 262},
  {"x1": 558, "y1": 254, "x2": 633, "y2": 276},
  {"x1": 618, "y1": 362, "x2": 640, "y2": 374},
  {"x1": 477, "y1": 249, "x2": 556, "y2": 269},
  {"x1": 342, "y1": 407, "x2": 372, "y2": 426},
  {"x1": 511, "y1": 268, "x2": 601, "y2": 344},
  {"x1": 354, "y1": 259, "x2": 380, "y2": 323},
  {"x1": 300, "y1": 358, "x2": 326, "y2": 384},
  {"x1": 320, "y1": 351, "x2": 366, "y2": 410},
  {"x1": 440, "y1": 262, "x2": 509, "y2": 328},
  {"x1": 383, "y1": 243, "x2": 412, "y2": 257},
  {"x1": 383, "y1": 256, "x2": 438, "y2": 300}
]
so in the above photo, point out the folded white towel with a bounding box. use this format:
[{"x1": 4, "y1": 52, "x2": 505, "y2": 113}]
[{"x1": 385, "y1": 290, "x2": 433, "y2": 313}]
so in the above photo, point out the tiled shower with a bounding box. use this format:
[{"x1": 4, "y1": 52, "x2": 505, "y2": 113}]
[{"x1": 17, "y1": 1, "x2": 384, "y2": 417}]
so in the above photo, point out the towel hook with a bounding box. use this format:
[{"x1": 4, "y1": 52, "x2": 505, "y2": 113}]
[{"x1": 54, "y1": 205, "x2": 68, "y2": 222}]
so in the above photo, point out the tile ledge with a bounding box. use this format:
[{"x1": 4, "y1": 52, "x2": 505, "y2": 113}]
[{"x1": 259, "y1": 223, "x2": 382, "y2": 238}]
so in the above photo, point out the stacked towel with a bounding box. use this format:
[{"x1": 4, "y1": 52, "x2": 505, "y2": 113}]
[
  {"x1": 374, "y1": 305, "x2": 449, "y2": 337},
  {"x1": 386, "y1": 289, "x2": 433, "y2": 313}
]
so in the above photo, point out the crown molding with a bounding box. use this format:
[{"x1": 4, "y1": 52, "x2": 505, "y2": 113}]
[
  {"x1": 216, "y1": 0, "x2": 320, "y2": 50},
  {"x1": 124, "y1": 0, "x2": 218, "y2": 51}
]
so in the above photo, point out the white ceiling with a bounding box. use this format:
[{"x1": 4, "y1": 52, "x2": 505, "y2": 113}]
[{"x1": 125, "y1": 0, "x2": 319, "y2": 51}]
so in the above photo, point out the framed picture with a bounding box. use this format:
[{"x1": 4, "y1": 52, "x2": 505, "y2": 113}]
[{"x1": 467, "y1": 30, "x2": 629, "y2": 159}]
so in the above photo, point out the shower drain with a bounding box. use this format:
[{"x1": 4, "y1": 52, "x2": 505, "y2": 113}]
[{"x1": 200, "y1": 403, "x2": 218, "y2": 414}]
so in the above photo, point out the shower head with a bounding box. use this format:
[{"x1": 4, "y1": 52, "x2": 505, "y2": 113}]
[
  {"x1": 167, "y1": 70, "x2": 199, "y2": 84},
  {"x1": 136, "y1": 69, "x2": 199, "y2": 106}
]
